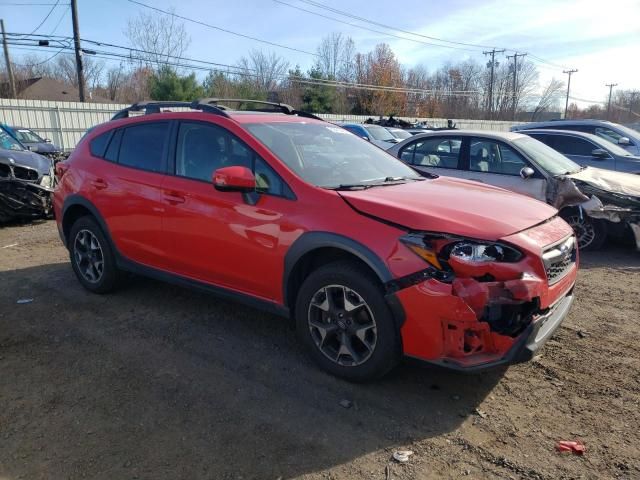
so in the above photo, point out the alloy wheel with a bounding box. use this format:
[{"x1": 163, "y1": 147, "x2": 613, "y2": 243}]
[
  {"x1": 307, "y1": 284, "x2": 377, "y2": 367},
  {"x1": 566, "y1": 215, "x2": 596, "y2": 250},
  {"x1": 73, "y1": 229, "x2": 105, "y2": 283}
]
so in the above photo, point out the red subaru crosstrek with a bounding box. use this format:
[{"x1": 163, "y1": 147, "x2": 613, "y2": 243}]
[{"x1": 54, "y1": 100, "x2": 578, "y2": 381}]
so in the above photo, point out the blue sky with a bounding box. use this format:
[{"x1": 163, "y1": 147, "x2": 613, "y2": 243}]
[{"x1": 3, "y1": 0, "x2": 639, "y2": 105}]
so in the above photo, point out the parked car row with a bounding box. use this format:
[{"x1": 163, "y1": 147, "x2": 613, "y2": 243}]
[
  {"x1": 334, "y1": 119, "x2": 639, "y2": 251},
  {"x1": 54, "y1": 99, "x2": 579, "y2": 382}
]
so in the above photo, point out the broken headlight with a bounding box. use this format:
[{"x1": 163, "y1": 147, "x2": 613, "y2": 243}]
[
  {"x1": 446, "y1": 241, "x2": 522, "y2": 263},
  {"x1": 39, "y1": 174, "x2": 52, "y2": 188}
]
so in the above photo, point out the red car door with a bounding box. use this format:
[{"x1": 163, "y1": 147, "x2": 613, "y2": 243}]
[
  {"x1": 86, "y1": 121, "x2": 171, "y2": 269},
  {"x1": 160, "y1": 120, "x2": 298, "y2": 301}
]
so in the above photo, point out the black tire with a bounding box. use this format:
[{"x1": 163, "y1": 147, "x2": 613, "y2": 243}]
[
  {"x1": 68, "y1": 215, "x2": 121, "y2": 293},
  {"x1": 562, "y1": 212, "x2": 607, "y2": 251},
  {"x1": 295, "y1": 261, "x2": 401, "y2": 382}
]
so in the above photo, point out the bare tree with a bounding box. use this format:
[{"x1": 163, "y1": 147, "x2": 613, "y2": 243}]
[
  {"x1": 125, "y1": 9, "x2": 191, "y2": 69},
  {"x1": 314, "y1": 32, "x2": 355, "y2": 81},
  {"x1": 530, "y1": 78, "x2": 565, "y2": 120},
  {"x1": 236, "y1": 50, "x2": 289, "y2": 94},
  {"x1": 53, "y1": 54, "x2": 105, "y2": 91}
]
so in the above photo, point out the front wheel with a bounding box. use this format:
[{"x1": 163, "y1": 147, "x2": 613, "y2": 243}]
[
  {"x1": 563, "y1": 213, "x2": 607, "y2": 251},
  {"x1": 295, "y1": 261, "x2": 401, "y2": 382}
]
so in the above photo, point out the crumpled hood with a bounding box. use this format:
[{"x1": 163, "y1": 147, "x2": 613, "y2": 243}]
[
  {"x1": 339, "y1": 177, "x2": 558, "y2": 240},
  {"x1": 567, "y1": 167, "x2": 640, "y2": 198},
  {"x1": 0, "y1": 149, "x2": 51, "y2": 175}
]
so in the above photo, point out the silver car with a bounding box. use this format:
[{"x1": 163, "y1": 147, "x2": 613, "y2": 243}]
[
  {"x1": 511, "y1": 120, "x2": 640, "y2": 156},
  {"x1": 387, "y1": 130, "x2": 640, "y2": 250}
]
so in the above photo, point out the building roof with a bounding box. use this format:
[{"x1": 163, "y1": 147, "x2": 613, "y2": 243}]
[{"x1": 0, "y1": 77, "x2": 113, "y2": 103}]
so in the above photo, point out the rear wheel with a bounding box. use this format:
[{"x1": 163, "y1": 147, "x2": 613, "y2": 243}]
[
  {"x1": 69, "y1": 216, "x2": 121, "y2": 293},
  {"x1": 564, "y1": 213, "x2": 607, "y2": 251},
  {"x1": 295, "y1": 261, "x2": 400, "y2": 382}
]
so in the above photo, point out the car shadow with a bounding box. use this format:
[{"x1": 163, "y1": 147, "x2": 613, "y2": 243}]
[
  {"x1": 579, "y1": 241, "x2": 640, "y2": 270},
  {"x1": 0, "y1": 262, "x2": 505, "y2": 479}
]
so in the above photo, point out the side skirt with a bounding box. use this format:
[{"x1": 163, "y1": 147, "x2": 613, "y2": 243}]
[{"x1": 115, "y1": 256, "x2": 290, "y2": 319}]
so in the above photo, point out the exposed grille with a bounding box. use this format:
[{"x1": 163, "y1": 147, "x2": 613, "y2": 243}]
[
  {"x1": 12, "y1": 165, "x2": 39, "y2": 182},
  {"x1": 543, "y1": 236, "x2": 576, "y2": 285},
  {"x1": 0, "y1": 163, "x2": 10, "y2": 177}
]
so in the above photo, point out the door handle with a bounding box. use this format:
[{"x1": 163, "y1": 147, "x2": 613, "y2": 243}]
[
  {"x1": 163, "y1": 191, "x2": 186, "y2": 204},
  {"x1": 469, "y1": 178, "x2": 485, "y2": 183},
  {"x1": 91, "y1": 178, "x2": 108, "y2": 190}
]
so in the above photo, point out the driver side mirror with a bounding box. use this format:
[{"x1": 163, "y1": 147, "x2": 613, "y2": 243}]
[
  {"x1": 520, "y1": 166, "x2": 535, "y2": 179},
  {"x1": 618, "y1": 137, "x2": 631, "y2": 146},
  {"x1": 45, "y1": 138, "x2": 52, "y2": 143},
  {"x1": 213, "y1": 166, "x2": 255, "y2": 192},
  {"x1": 591, "y1": 148, "x2": 610, "y2": 159}
]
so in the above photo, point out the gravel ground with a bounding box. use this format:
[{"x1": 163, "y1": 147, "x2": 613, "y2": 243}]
[{"x1": 0, "y1": 220, "x2": 638, "y2": 480}]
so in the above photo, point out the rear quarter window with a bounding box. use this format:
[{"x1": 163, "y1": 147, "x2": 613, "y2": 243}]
[{"x1": 89, "y1": 131, "x2": 113, "y2": 158}]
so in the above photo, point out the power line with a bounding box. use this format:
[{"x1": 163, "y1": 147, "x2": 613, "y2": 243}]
[
  {"x1": 563, "y1": 69, "x2": 578, "y2": 118},
  {"x1": 12, "y1": 0, "x2": 60, "y2": 39},
  {"x1": 127, "y1": 0, "x2": 319, "y2": 57},
  {"x1": 8, "y1": 40, "x2": 484, "y2": 97},
  {"x1": 48, "y1": 4, "x2": 69, "y2": 35},
  {"x1": 605, "y1": 82, "x2": 617, "y2": 120},
  {"x1": 273, "y1": 0, "x2": 479, "y2": 52},
  {"x1": 297, "y1": 0, "x2": 492, "y2": 50},
  {"x1": 286, "y1": 0, "x2": 570, "y2": 70}
]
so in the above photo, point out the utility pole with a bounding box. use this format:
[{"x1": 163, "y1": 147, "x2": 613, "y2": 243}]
[
  {"x1": 563, "y1": 69, "x2": 578, "y2": 119},
  {"x1": 507, "y1": 52, "x2": 526, "y2": 120},
  {"x1": 1, "y1": 19, "x2": 17, "y2": 98},
  {"x1": 629, "y1": 90, "x2": 639, "y2": 121},
  {"x1": 70, "y1": 0, "x2": 86, "y2": 102},
  {"x1": 483, "y1": 48, "x2": 505, "y2": 119},
  {"x1": 605, "y1": 83, "x2": 618, "y2": 120}
]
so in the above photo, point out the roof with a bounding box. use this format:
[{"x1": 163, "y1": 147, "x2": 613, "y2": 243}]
[
  {"x1": 0, "y1": 77, "x2": 113, "y2": 103},
  {"x1": 409, "y1": 129, "x2": 527, "y2": 141},
  {"x1": 512, "y1": 119, "x2": 617, "y2": 130},
  {"x1": 521, "y1": 129, "x2": 604, "y2": 140}
]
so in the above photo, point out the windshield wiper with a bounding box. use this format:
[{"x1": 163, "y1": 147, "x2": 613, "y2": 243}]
[{"x1": 325, "y1": 183, "x2": 376, "y2": 190}]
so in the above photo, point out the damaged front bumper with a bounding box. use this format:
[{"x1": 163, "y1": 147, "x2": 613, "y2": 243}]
[
  {"x1": 0, "y1": 162, "x2": 54, "y2": 222},
  {"x1": 391, "y1": 219, "x2": 578, "y2": 371}
]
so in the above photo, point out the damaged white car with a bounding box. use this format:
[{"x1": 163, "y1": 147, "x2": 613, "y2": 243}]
[
  {"x1": 388, "y1": 130, "x2": 640, "y2": 250},
  {"x1": 0, "y1": 127, "x2": 55, "y2": 223}
]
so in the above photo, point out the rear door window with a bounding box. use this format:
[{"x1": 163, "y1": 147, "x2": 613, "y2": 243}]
[
  {"x1": 118, "y1": 122, "x2": 169, "y2": 173},
  {"x1": 401, "y1": 137, "x2": 462, "y2": 168}
]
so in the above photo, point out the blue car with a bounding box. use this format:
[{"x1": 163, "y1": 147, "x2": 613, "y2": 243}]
[{"x1": 521, "y1": 129, "x2": 640, "y2": 174}]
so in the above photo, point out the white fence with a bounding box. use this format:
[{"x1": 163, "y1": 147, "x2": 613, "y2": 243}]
[{"x1": 0, "y1": 98, "x2": 523, "y2": 151}]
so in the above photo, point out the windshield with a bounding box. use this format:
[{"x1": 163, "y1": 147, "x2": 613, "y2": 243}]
[
  {"x1": 513, "y1": 136, "x2": 581, "y2": 175},
  {"x1": 0, "y1": 129, "x2": 25, "y2": 151},
  {"x1": 16, "y1": 129, "x2": 44, "y2": 143},
  {"x1": 611, "y1": 124, "x2": 640, "y2": 142},
  {"x1": 389, "y1": 129, "x2": 412, "y2": 139},
  {"x1": 246, "y1": 122, "x2": 422, "y2": 188},
  {"x1": 364, "y1": 125, "x2": 396, "y2": 141},
  {"x1": 592, "y1": 135, "x2": 634, "y2": 156}
]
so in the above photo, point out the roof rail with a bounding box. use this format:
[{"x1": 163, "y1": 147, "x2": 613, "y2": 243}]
[
  {"x1": 111, "y1": 100, "x2": 230, "y2": 120},
  {"x1": 198, "y1": 98, "x2": 324, "y2": 121}
]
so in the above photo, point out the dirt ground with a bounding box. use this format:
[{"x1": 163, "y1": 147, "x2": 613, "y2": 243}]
[{"x1": 0, "y1": 220, "x2": 638, "y2": 480}]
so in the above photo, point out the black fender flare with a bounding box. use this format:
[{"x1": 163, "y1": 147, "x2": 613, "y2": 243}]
[
  {"x1": 61, "y1": 195, "x2": 113, "y2": 247},
  {"x1": 282, "y1": 232, "x2": 405, "y2": 325}
]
